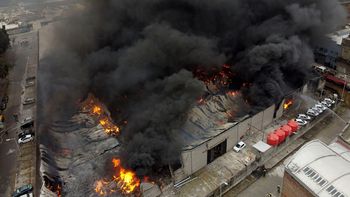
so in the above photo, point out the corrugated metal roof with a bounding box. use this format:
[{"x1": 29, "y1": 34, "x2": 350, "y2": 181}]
[
  {"x1": 180, "y1": 92, "x2": 245, "y2": 150},
  {"x1": 285, "y1": 140, "x2": 350, "y2": 196}
]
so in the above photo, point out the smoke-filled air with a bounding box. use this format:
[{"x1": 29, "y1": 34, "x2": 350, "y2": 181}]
[{"x1": 39, "y1": 0, "x2": 346, "y2": 176}]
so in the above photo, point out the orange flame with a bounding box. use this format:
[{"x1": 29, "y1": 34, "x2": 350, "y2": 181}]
[
  {"x1": 227, "y1": 91, "x2": 238, "y2": 97},
  {"x1": 93, "y1": 105, "x2": 102, "y2": 115},
  {"x1": 284, "y1": 99, "x2": 293, "y2": 110},
  {"x1": 81, "y1": 95, "x2": 120, "y2": 135},
  {"x1": 112, "y1": 158, "x2": 140, "y2": 194},
  {"x1": 94, "y1": 158, "x2": 141, "y2": 196}
]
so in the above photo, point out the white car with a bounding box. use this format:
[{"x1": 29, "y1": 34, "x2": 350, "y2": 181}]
[
  {"x1": 233, "y1": 141, "x2": 246, "y2": 152},
  {"x1": 25, "y1": 81, "x2": 35, "y2": 87},
  {"x1": 315, "y1": 104, "x2": 327, "y2": 111},
  {"x1": 23, "y1": 98, "x2": 35, "y2": 105},
  {"x1": 296, "y1": 114, "x2": 311, "y2": 120},
  {"x1": 307, "y1": 109, "x2": 319, "y2": 117},
  {"x1": 18, "y1": 134, "x2": 34, "y2": 144},
  {"x1": 321, "y1": 101, "x2": 331, "y2": 108},
  {"x1": 295, "y1": 118, "x2": 308, "y2": 126},
  {"x1": 324, "y1": 98, "x2": 335, "y2": 105},
  {"x1": 311, "y1": 107, "x2": 323, "y2": 114}
]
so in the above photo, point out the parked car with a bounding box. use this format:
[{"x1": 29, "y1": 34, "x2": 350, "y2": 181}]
[
  {"x1": 315, "y1": 104, "x2": 327, "y2": 111},
  {"x1": 22, "y1": 116, "x2": 33, "y2": 124},
  {"x1": 320, "y1": 101, "x2": 331, "y2": 108},
  {"x1": 2, "y1": 95, "x2": 9, "y2": 103},
  {"x1": 23, "y1": 98, "x2": 35, "y2": 105},
  {"x1": 19, "y1": 193, "x2": 33, "y2": 197},
  {"x1": 12, "y1": 184, "x2": 33, "y2": 197},
  {"x1": 307, "y1": 109, "x2": 319, "y2": 117},
  {"x1": 18, "y1": 130, "x2": 34, "y2": 139},
  {"x1": 296, "y1": 114, "x2": 311, "y2": 120},
  {"x1": 0, "y1": 102, "x2": 6, "y2": 110},
  {"x1": 25, "y1": 81, "x2": 35, "y2": 88},
  {"x1": 295, "y1": 118, "x2": 308, "y2": 126},
  {"x1": 233, "y1": 141, "x2": 246, "y2": 152},
  {"x1": 311, "y1": 106, "x2": 323, "y2": 114},
  {"x1": 324, "y1": 98, "x2": 335, "y2": 105},
  {"x1": 18, "y1": 134, "x2": 34, "y2": 144}
]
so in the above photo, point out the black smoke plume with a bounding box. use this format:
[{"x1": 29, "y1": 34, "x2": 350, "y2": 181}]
[{"x1": 39, "y1": 0, "x2": 346, "y2": 175}]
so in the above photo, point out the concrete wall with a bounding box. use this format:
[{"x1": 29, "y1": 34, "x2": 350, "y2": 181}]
[
  {"x1": 251, "y1": 111, "x2": 264, "y2": 132},
  {"x1": 181, "y1": 124, "x2": 239, "y2": 176},
  {"x1": 238, "y1": 117, "x2": 251, "y2": 140},
  {"x1": 276, "y1": 99, "x2": 284, "y2": 120},
  {"x1": 263, "y1": 105, "x2": 275, "y2": 128},
  {"x1": 180, "y1": 104, "x2": 276, "y2": 177}
]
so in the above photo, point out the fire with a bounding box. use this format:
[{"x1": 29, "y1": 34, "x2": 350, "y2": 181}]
[
  {"x1": 193, "y1": 64, "x2": 233, "y2": 87},
  {"x1": 227, "y1": 91, "x2": 239, "y2": 97},
  {"x1": 93, "y1": 105, "x2": 102, "y2": 115},
  {"x1": 112, "y1": 158, "x2": 140, "y2": 194},
  {"x1": 81, "y1": 95, "x2": 120, "y2": 135},
  {"x1": 94, "y1": 158, "x2": 141, "y2": 196},
  {"x1": 284, "y1": 99, "x2": 293, "y2": 110}
]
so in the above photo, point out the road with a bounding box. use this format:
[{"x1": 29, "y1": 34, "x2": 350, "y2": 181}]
[{"x1": 0, "y1": 31, "x2": 38, "y2": 196}]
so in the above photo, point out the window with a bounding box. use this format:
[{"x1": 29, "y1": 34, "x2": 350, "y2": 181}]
[
  {"x1": 319, "y1": 180, "x2": 326, "y2": 186},
  {"x1": 309, "y1": 172, "x2": 316, "y2": 177},
  {"x1": 334, "y1": 192, "x2": 341, "y2": 197},
  {"x1": 306, "y1": 169, "x2": 313, "y2": 175},
  {"x1": 331, "y1": 189, "x2": 337, "y2": 195},
  {"x1": 327, "y1": 186, "x2": 335, "y2": 192},
  {"x1": 303, "y1": 167, "x2": 310, "y2": 172},
  {"x1": 316, "y1": 177, "x2": 322, "y2": 183},
  {"x1": 313, "y1": 174, "x2": 319, "y2": 180}
]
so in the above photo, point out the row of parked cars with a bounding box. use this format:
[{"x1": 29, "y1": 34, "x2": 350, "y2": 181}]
[
  {"x1": 18, "y1": 118, "x2": 34, "y2": 144},
  {"x1": 294, "y1": 97, "x2": 336, "y2": 126}
]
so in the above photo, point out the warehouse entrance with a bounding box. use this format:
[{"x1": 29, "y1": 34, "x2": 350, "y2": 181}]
[{"x1": 207, "y1": 140, "x2": 227, "y2": 164}]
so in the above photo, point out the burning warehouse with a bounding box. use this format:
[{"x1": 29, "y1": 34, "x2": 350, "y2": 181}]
[{"x1": 37, "y1": 0, "x2": 346, "y2": 196}]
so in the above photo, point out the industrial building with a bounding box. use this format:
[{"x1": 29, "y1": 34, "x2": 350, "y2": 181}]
[
  {"x1": 173, "y1": 91, "x2": 285, "y2": 182},
  {"x1": 283, "y1": 140, "x2": 350, "y2": 197}
]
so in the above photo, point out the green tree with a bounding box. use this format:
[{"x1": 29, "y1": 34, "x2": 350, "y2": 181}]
[{"x1": 0, "y1": 28, "x2": 9, "y2": 54}]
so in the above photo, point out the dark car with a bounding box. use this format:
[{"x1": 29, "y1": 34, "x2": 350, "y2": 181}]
[
  {"x1": 0, "y1": 102, "x2": 6, "y2": 110},
  {"x1": 2, "y1": 95, "x2": 8, "y2": 103},
  {"x1": 12, "y1": 184, "x2": 33, "y2": 197}
]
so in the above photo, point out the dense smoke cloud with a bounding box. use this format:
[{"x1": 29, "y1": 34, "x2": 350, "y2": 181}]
[{"x1": 39, "y1": 0, "x2": 346, "y2": 175}]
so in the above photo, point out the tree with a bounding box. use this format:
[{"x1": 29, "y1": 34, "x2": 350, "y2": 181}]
[{"x1": 0, "y1": 27, "x2": 9, "y2": 54}]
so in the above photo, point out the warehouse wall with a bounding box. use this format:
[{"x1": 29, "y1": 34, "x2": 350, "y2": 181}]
[
  {"x1": 180, "y1": 104, "x2": 276, "y2": 177},
  {"x1": 181, "y1": 124, "x2": 239, "y2": 176},
  {"x1": 263, "y1": 105, "x2": 275, "y2": 127}
]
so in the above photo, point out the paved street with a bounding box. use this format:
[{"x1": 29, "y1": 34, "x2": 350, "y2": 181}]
[{"x1": 0, "y1": 31, "x2": 38, "y2": 196}]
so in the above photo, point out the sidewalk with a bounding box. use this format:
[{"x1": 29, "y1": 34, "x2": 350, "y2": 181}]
[
  {"x1": 12, "y1": 31, "x2": 38, "y2": 193},
  {"x1": 223, "y1": 138, "x2": 305, "y2": 197}
]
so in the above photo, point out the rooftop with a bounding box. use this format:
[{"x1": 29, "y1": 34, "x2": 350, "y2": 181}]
[
  {"x1": 180, "y1": 92, "x2": 246, "y2": 150},
  {"x1": 285, "y1": 140, "x2": 350, "y2": 197}
]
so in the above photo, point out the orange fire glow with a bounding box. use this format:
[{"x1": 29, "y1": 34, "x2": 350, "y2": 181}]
[
  {"x1": 284, "y1": 99, "x2": 293, "y2": 110},
  {"x1": 81, "y1": 95, "x2": 120, "y2": 135},
  {"x1": 94, "y1": 158, "x2": 141, "y2": 196},
  {"x1": 227, "y1": 91, "x2": 239, "y2": 97}
]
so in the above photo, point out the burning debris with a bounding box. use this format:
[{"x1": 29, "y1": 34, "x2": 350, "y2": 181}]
[
  {"x1": 283, "y1": 99, "x2": 294, "y2": 110},
  {"x1": 81, "y1": 94, "x2": 121, "y2": 136},
  {"x1": 39, "y1": 0, "x2": 347, "y2": 195},
  {"x1": 94, "y1": 158, "x2": 141, "y2": 196}
]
